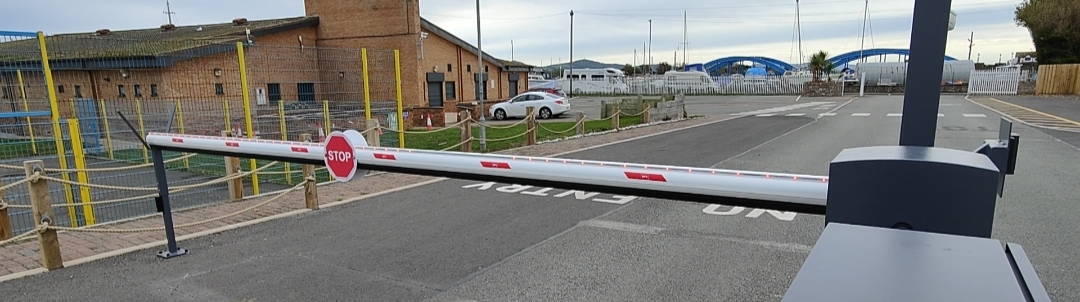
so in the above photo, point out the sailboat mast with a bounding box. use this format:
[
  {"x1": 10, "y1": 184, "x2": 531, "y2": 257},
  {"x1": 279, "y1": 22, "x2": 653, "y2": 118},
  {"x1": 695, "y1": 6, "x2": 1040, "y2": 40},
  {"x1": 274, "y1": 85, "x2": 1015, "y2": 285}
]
[
  {"x1": 859, "y1": 0, "x2": 868, "y2": 63},
  {"x1": 683, "y1": 11, "x2": 688, "y2": 67},
  {"x1": 795, "y1": 0, "x2": 803, "y2": 67}
]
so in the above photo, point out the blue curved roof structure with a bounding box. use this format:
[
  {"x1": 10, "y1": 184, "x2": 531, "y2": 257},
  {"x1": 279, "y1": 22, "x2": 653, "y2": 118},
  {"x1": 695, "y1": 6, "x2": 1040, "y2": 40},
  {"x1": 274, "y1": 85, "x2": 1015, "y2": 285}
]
[
  {"x1": 828, "y1": 48, "x2": 958, "y2": 66},
  {"x1": 702, "y1": 56, "x2": 794, "y2": 73}
]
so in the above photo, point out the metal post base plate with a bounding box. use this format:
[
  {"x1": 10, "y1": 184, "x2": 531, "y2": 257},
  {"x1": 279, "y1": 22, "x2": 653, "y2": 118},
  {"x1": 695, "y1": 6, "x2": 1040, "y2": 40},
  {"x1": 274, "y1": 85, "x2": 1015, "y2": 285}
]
[{"x1": 157, "y1": 248, "x2": 188, "y2": 259}]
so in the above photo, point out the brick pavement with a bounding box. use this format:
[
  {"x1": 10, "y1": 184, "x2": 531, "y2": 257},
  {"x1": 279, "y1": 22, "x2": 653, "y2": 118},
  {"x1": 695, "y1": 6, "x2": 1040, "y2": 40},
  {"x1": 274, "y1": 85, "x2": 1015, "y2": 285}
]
[{"x1": 0, "y1": 115, "x2": 727, "y2": 280}]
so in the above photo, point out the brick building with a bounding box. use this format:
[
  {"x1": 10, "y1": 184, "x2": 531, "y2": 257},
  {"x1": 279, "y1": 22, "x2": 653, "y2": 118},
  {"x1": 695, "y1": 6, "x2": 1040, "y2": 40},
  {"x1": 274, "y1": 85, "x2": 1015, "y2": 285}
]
[{"x1": 0, "y1": 0, "x2": 532, "y2": 133}]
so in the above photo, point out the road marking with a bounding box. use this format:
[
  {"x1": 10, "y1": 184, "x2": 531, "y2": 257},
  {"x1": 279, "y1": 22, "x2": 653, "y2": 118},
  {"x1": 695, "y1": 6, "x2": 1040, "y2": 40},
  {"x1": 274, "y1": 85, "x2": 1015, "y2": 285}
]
[
  {"x1": 886, "y1": 113, "x2": 903, "y2": 117},
  {"x1": 963, "y1": 113, "x2": 987, "y2": 118},
  {"x1": 703, "y1": 205, "x2": 798, "y2": 221},
  {"x1": 579, "y1": 220, "x2": 665, "y2": 234},
  {"x1": 966, "y1": 97, "x2": 1080, "y2": 133},
  {"x1": 756, "y1": 114, "x2": 776, "y2": 117},
  {"x1": 851, "y1": 113, "x2": 871, "y2": 117},
  {"x1": 818, "y1": 113, "x2": 837, "y2": 116},
  {"x1": 785, "y1": 113, "x2": 805, "y2": 116},
  {"x1": 939, "y1": 113, "x2": 945, "y2": 117},
  {"x1": 733, "y1": 102, "x2": 834, "y2": 116},
  {"x1": 461, "y1": 182, "x2": 638, "y2": 205}
]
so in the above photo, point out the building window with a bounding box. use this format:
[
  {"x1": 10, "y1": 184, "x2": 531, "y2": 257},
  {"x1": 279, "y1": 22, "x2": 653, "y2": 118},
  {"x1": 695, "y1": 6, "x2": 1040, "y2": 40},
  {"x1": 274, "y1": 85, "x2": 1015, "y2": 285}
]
[
  {"x1": 74, "y1": 85, "x2": 82, "y2": 98},
  {"x1": 134, "y1": 84, "x2": 142, "y2": 97},
  {"x1": 484, "y1": 66, "x2": 488, "y2": 72},
  {"x1": 214, "y1": 83, "x2": 224, "y2": 95},
  {"x1": 467, "y1": 64, "x2": 471, "y2": 72},
  {"x1": 445, "y1": 81, "x2": 456, "y2": 100},
  {"x1": 267, "y1": 83, "x2": 282, "y2": 105},
  {"x1": 57, "y1": 85, "x2": 65, "y2": 93},
  {"x1": 447, "y1": 64, "x2": 452, "y2": 72},
  {"x1": 150, "y1": 84, "x2": 159, "y2": 97},
  {"x1": 118, "y1": 85, "x2": 126, "y2": 97}
]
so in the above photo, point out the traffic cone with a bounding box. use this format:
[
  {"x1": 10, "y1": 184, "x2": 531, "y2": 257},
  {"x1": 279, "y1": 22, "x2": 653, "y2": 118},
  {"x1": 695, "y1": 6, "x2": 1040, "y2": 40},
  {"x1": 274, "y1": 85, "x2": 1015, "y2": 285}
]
[
  {"x1": 317, "y1": 123, "x2": 326, "y2": 142},
  {"x1": 426, "y1": 114, "x2": 433, "y2": 130}
]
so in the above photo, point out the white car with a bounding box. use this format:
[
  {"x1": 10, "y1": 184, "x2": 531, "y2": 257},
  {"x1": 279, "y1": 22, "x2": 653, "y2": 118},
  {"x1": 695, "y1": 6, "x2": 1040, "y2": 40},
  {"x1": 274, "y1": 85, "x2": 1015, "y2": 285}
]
[{"x1": 489, "y1": 91, "x2": 570, "y2": 120}]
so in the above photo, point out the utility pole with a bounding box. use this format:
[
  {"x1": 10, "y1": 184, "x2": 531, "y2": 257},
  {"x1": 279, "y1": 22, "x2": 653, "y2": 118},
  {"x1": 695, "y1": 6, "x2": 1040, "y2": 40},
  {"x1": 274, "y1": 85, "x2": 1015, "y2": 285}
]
[
  {"x1": 966, "y1": 32, "x2": 974, "y2": 60},
  {"x1": 475, "y1": 0, "x2": 487, "y2": 152}
]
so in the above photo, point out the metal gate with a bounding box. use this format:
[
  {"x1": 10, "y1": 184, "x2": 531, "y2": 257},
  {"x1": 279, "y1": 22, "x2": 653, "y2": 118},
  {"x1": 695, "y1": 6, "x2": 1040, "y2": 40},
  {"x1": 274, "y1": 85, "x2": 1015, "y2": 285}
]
[{"x1": 968, "y1": 67, "x2": 1021, "y2": 95}]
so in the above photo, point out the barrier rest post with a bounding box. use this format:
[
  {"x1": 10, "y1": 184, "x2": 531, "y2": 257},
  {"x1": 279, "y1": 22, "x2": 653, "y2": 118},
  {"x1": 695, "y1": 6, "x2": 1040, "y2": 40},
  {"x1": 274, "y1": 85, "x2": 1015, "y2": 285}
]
[
  {"x1": 222, "y1": 131, "x2": 243, "y2": 200},
  {"x1": 642, "y1": 105, "x2": 651, "y2": 123},
  {"x1": 0, "y1": 176, "x2": 12, "y2": 240},
  {"x1": 24, "y1": 160, "x2": 63, "y2": 270},
  {"x1": 460, "y1": 111, "x2": 472, "y2": 152},
  {"x1": 612, "y1": 108, "x2": 621, "y2": 131},
  {"x1": 303, "y1": 161, "x2": 318, "y2": 210},
  {"x1": 576, "y1": 112, "x2": 585, "y2": 135},
  {"x1": 526, "y1": 107, "x2": 537, "y2": 145},
  {"x1": 151, "y1": 147, "x2": 187, "y2": 259},
  {"x1": 365, "y1": 119, "x2": 380, "y2": 147}
]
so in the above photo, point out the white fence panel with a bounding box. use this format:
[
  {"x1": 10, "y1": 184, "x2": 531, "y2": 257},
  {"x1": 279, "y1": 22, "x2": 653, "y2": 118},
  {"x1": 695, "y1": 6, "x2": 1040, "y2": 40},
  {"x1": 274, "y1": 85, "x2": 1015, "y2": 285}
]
[
  {"x1": 968, "y1": 68, "x2": 1021, "y2": 95},
  {"x1": 618, "y1": 74, "x2": 818, "y2": 96}
]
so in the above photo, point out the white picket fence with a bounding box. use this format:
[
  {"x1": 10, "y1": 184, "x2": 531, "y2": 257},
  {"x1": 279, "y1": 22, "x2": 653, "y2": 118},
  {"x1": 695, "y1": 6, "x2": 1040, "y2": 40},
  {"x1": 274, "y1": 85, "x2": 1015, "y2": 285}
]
[
  {"x1": 611, "y1": 74, "x2": 826, "y2": 95},
  {"x1": 968, "y1": 67, "x2": 1021, "y2": 95}
]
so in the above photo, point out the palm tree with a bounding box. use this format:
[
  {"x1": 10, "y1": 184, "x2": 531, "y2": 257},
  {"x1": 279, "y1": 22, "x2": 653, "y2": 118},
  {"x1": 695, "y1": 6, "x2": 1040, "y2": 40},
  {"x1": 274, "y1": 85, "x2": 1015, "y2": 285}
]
[{"x1": 808, "y1": 51, "x2": 835, "y2": 82}]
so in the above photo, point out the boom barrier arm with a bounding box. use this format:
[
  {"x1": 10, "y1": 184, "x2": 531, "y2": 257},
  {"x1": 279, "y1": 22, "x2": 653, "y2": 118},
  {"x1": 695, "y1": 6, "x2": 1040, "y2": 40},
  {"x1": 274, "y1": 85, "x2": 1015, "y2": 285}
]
[{"x1": 144, "y1": 132, "x2": 829, "y2": 215}]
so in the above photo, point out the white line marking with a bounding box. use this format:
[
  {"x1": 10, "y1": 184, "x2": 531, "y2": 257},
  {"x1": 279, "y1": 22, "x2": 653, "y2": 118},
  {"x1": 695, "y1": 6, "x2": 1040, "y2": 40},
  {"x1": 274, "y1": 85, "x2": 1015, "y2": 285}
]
[
  {"x1": 852, "y1": 113, "x2": 871, "y2": 117},
  {"x1": 756, "y1": 114, "x2": 776, "y2": 117},
  {"x1": 579, "y1": 220, "x2": 665, "y2": 234},
  {"x1": 886, "y1": 113, "x2": 903, "y2": 117},
  {"x1": 785, "y1": 113, "x2": 805, "y2": 116},
  {"x1": 818, "y1": 113, "x2": 837, "y2": 116},
  {"x1": 938, "y1": 113, "x2": 945, "y2": 117},
  {"x1": 963, "y1": 113, "x2": 987, "y2": 118}
]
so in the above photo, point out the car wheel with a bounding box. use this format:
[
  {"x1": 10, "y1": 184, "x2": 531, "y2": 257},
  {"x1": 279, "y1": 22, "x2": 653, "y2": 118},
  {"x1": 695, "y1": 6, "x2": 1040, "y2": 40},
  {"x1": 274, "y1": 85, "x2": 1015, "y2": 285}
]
[
  {"x1": 494, "y1": 109, "x2": 507, "y2": 120},
  {"x1": 538, "y1": 107, "x2": 552, "y2": 119}
]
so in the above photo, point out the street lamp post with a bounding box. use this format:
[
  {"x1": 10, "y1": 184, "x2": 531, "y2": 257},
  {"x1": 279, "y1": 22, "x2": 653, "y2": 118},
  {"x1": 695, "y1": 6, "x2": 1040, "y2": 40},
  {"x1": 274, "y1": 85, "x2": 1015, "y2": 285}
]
[
  {"x1": 475, "y1": 0, "x2": 487, "y2": 151},
  {"x1": 569, "y1": 10, "x2": 574, "y2": 97}
]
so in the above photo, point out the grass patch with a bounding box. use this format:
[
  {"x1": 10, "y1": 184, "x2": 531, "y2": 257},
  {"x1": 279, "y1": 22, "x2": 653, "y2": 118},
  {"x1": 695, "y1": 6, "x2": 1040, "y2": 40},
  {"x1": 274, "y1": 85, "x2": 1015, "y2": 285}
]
[{"x1": 0, "y1": 138, "x2": 67, "y2": 160}]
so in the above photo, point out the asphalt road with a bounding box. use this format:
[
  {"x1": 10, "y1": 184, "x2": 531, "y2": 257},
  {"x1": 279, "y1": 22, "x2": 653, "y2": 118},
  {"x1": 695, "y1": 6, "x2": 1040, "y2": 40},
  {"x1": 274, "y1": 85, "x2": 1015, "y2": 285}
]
[{"x1": 2, "y1": 95, "x2": 1078, "y2": 301}]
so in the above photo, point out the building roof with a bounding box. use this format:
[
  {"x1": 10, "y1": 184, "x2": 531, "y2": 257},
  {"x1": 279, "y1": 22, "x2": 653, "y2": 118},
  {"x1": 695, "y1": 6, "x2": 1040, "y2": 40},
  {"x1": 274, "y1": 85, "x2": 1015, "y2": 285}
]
[
  {"x1": 0, "y1": 17, "x2": 318, "y2": 68},
  {"x1": 418, "y1": 18, "x2": 533, "y2": 72},
  {"x1": 1, "y1": 15, "x2": 533, "y2": 72}
]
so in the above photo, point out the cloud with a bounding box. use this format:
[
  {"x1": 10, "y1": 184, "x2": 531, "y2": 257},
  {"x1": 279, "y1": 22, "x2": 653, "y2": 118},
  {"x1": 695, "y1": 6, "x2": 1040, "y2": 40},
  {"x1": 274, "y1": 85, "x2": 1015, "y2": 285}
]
[{"x1": 3, "y1": 0, "x2": 1033, "y2": 66}]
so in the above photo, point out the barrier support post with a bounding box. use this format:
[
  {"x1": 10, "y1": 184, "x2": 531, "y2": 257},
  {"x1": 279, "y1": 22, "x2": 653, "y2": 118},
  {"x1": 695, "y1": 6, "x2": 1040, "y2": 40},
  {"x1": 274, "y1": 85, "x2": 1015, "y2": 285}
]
[
  {"x1": 460, "y1": 111, "x2": 472, "y2": 152},
  {"x1": 100, "y1": 99, "x2": 114, "y2": 159},
  {"x1": 0, "y1": 177, "x2": 12, "y2": 240},
  {"x1": 222, "y1": 131, "x2": 243, "y2": 200},
  {"x1": 24, "y1": 160, "x2": 63, "y2": 270},
  {"x1": 576, "y1": 112, "x2": 585, "y2": 136},
  {"x1": 66, "y1": 119, "x2": 95, "y2": 226},
  {"x1": 365, "y1": 119, "x2": 380, "y2": 147},
  {"x1": 526, "y1": 107, "x2": 537, "y2": 145},
  {"x1": 151, "y1": 147, "x2": 187, "y2": 259},
  {"x1": 393, "y1": 50, "x2": 406, "y2": 148},
  {"x1": 279, "y1": 100, "x2": 291, "y2": 185},
  {"x1": 15, "y1": 70, "x2": 36, "y2": 155}
]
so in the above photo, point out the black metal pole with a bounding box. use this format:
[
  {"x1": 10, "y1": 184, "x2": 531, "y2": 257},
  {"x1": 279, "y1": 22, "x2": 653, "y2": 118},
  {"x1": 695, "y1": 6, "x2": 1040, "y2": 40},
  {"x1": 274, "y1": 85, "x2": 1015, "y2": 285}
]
[
  {"x1": 898, "y1": 0, "x2": 953, "y2": 147},
  {"x1": 152, "y1": 146, "x2": 187, "y2": 259}
]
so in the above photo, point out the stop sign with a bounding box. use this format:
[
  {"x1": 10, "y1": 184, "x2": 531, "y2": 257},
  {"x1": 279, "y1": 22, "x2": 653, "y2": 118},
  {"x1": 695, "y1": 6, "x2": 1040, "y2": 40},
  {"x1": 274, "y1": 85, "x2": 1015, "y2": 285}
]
[{"x1": 324, "y1": 131, "x2": 358, "y2": 182}]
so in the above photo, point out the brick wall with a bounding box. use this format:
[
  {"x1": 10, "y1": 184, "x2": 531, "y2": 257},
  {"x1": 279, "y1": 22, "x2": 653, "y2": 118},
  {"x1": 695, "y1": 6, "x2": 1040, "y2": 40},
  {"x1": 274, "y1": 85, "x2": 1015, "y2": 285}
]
[{"x1": 802, "y1": 81, "x2": 843, "y2": 97}]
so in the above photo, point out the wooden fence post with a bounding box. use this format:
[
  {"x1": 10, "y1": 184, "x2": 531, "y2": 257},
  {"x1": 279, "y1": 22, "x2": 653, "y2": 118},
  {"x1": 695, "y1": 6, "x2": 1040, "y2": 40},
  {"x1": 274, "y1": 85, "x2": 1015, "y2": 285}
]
[
  {"x1": 526, "y1": 107, "x2": 537, "y2": 145},
  {"x1": 576, "y1": 112, "x2": 585, "y2": 136},
  {"x1": 642, "y1": 104, "x2": 651, "y2": 123},
  {"x1": 298, "y1": 133, "x2": 318, "y2": 210},
  {"x1": 365, "y1": 119, "x2": 380, "y2": 147},
  {"x1": 611, "y1": 108, "x2": 621, "y2": 130},
  {"x1": 222, "y1": 131, "x2": 243, "y2": 201},
  {"x1": 0, "y1": 176, "x2": 13, "y2": 240},
  {"x1": 24, "y1": 160, "x2": 62, "y2": 270},
  {"x1": 460, "y1": 111, "x2": 473, "y2": 152}
]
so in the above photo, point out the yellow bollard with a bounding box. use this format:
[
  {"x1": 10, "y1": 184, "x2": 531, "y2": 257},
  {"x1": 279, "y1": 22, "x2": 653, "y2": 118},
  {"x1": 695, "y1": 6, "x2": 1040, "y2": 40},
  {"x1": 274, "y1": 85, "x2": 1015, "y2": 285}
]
[{"x1": 66, "y1": 119, "x2": 95, "y2": 225}]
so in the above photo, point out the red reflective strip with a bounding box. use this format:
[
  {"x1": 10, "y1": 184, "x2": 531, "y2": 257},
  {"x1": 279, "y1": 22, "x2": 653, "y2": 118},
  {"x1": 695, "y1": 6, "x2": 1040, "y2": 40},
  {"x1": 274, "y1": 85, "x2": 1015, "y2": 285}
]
[
  {"x1": 625, "y1": 172, "x2": 667, "y2": 182},
  {"x1": 373, "y1": 153, "x2": 396, "y2": 160},
  {"x1": 481, "y1": 161, "x2": 511, "y2": 169},
  {"x1": 291, "y1": 146, "x2": 309, "y2": 153},
  {"x1": 226, "y1": 142, "x2": 240, "y2": 147},
  {"x1": 171, "y1": 138, "x2": 183, "y2": 143}
]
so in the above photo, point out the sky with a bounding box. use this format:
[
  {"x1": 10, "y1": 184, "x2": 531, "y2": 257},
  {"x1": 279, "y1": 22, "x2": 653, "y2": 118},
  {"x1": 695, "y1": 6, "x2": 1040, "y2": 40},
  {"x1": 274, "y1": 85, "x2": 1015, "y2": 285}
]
[{"x1": 2, "y1": 0, "x2": 1034, "y2": 67}]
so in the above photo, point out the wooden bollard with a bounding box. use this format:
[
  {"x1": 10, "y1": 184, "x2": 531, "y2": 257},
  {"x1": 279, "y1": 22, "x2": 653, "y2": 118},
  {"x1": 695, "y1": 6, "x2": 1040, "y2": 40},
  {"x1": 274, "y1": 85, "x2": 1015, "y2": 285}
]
[
  {"x1": 222, "y1": 130, "x2": 243, "y2": 200},
  {"x1": 24, "y1": 160, "x2": 62, "y2": 270},
  {"x1": 642, "y1": 105, "x2": 651, "y2": 123},
  {"x1": 299, "y1": 134, "x2": 318, "y2": 210},
  {"x1": 611, "y1": 108, "x2": 621, "y2": 131},
  {"x1": 576, "y1": 112, "x2": 585, "y2": 136},
  {"x1": 460, "y1": 111, "x2": 473, "y2": 152},
  {"x1": 526, "y1": 106, "x2": 537, "y2": 145},
  {"x1": 0, "y1": 175, "x2": 13, "y2": 240},
  {"x1": 365, "y1": 119, "x2": 380, "y2": 147}
]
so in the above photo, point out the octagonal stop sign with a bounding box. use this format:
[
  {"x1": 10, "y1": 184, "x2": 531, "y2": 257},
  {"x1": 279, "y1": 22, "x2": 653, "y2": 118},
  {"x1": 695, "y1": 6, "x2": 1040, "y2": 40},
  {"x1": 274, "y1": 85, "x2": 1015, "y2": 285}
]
[{"x1": 324, "y1": 130, "x2": 364, "y2": 182}]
